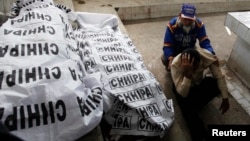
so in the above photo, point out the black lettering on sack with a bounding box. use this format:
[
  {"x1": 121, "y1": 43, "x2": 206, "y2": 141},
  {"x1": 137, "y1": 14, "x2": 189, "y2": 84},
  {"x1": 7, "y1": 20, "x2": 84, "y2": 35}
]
[
  {"x1": 91, "y1": 87, "x2": 103, "y2": 102},
  {"x1": 48, "y1": 102, "x2": 55, "y2": 124},
  {"x1": 0, "y1": 43, "x2": 58, "y2": 58},
  {"x1": 6, "y1": 70, "x2": 16, "y2": 87},
  {"x1": 20, "y1": 0, "x2": 50, "y2": 8},
  {"x1": 55, "y1": 4, "x2": 71, "y2": 13},
  {"x1": 163, "y1": 99, "x2": 173, "y2": 113},
  {"x1": 104, "y1": 63, "x2": 136, "y2": 75},
  {"x1": 109, "y1": 73, "x2": 146, "y2": 89},
  {"x1": 27, "y1": 104, "x2": 40, "y2": 128},
  {"x1": 21, "y1": 44, "x2": 25, "y2": 56},
  {"x1": 0, "y1": 66, "x2": 61, "y2": 90},
  {"x1": 112, "y1": 102, "x2": 131, "y2": 116},
  {"x1": 112, "y1": 98, "x2": 119, "y2": 105},
  {"x1": 148, "y1": 72, "x2": 155, "y2": 79},
  {"x1": 77, "y1": 63, "x2": 84, "y2": 83},
  {"x1": 4, "y1": 107, "x2": 18, "y2": 131},
  {"x1": 77, "y1": 97, "x2": 91, "y2": 116},
  {"x1": 96, "y1": 46, "x2": 128, "y2": 54},
  {"x1": 68, "y1": 67, "x2": 77, "y2": 81},
  {"x1": 132, "y1": 48, "x2": 138, "y2": 53},
  {"x1": 47, "y1": 26, "x2": 55, "y2": 34},
  {"x1": 64, "y1": 24, "x2": 70, "y2": 39},
  {"x1": 84, "y1": 57, "x2": 96, "y2": 71},
  {"x1": 38, "y1": 25, "x2": 46, "y2": 33},
  {"x1": 1, "y1": 100, "x2": 66, "y2": 131},
  {"x1": 77, "y1": 87, "x2": 103, "y2": 117},
  {"x1": 136, "y1": 103, "x2": 161, "y2": 119},
  {"x1": 0, "y1": 45, "x2": 8, "y2": 57},
  {"x1": 138, "y1": 117, "x2": 169, "y2": 132},
  {"x1": 38, "y1": 67, "x2": 50, "y2": 80},
  {"x1": 59, "y1": 14, "x2": 65, "y2": 24},
  {"x1": 96, "y1": 47, "x2": 104, "y2": 52},
  {"x1": 77, "y1": 50, "x2": 84, "y2": 61},
  {"x1": 113, "y1": 115, "x2": 131, "y2": 130},
  {"x1": 86, "y1": 32, "x2": 115, "y2": 39},
  {"x1": 95, "y1": 38, "x2": 118, "y2": 43},
  {"x1": 27, "y1": 4, "x2": 50, "y2": 10},
  {"x1": 70, "y1": 42, "x2": 87, "y2": 59},
  {"x1": 66, "y1": 44, "x2": 84, "y2": 62},
  {"x1": 66, "y1": 44, "x2": 77, "y2": 54},
  {"x1": 138, "y1": 117, "x2": 160, "y2": 132},
  {"x1": 73, "y1": 32, "x2": 86, "y2": 40},
  {"x1": 27, "y1": 44, "x2": 37, "y2": 55},
  {"x1": 40, "y1": 103, "x2": 48, "y2": 126},
  {"x1": 55, "y1": 100, "x2": 66, "y2": 121},
  {"x1": 51, "y1": 67, "x2": 61, "y2": 79},
  {"x1": 155, "y1": 83, "x2": 163, "y2": 94},
  {"x1": 63, "y1": 24, "x2": 75, "y2": 40},
  {"x1": 4, "y1": 29, "x2": 12, "y2": 35},
  {"x1": 83, "y1": 48, "x2": 92, "y2": 57},
  {"x1": 137, "y1": 56, "x2": 143, "y2": 62},
  {"x1": 0, "y1": 72, "x2": 3, "y2": 89},
  {"x1": 76, "y1": 41, "x2": 88, "y2": 49},
  {"x1": 4, "y1": 25, "x2": 56, "y2": 36},
  {"x1": 50, "y1": 43, "x2": 59, "y2": 55},
  {"x1": 111, "y1": 42, "x2": 122, "y2": 48},
  {"x1": 100, "y1": 54, "x2": 133, "y2": 62},
  {"x1": 96, "y1": 43, "x2": 123, "y2": 50},
  {"x1": 25, "y1": 67, "x2": 36, "y2": 83},
  {"x1": 127, "y1": 40, "x2": 133, "y2": 47},
  {"x1": 117, "y1": 85, "x2": 154, "y2": 103},
  {"x1": 11, "y1": 12, "x2": 52, "y2": 25},
  {"x1": 141, "y1": 63, "x2": 147, "y2": 70},
  {"x1": 14, "y1": 30, "x2": 21, "y2": 36},
  {"x1": 20, "y1": 106, "x2": 25, "y2": 129},
  {"x1": 29, "y1": 28, "x2": 36, "y2": 35},
  {"x1": 10, "y1": 45, "x2": 19, "y2": 56}
]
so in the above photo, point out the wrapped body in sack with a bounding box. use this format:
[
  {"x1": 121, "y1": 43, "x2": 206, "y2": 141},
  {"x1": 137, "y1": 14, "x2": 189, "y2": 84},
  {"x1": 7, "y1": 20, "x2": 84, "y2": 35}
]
[{"x1": 0, "y1": 0, "x2": 174, "y2": 141}]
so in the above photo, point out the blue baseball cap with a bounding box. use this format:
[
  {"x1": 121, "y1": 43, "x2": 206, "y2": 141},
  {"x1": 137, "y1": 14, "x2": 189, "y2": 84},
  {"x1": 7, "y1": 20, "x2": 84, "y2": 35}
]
[{"x1": 181, "y1": 3, "x2": 196, "y2": 20}]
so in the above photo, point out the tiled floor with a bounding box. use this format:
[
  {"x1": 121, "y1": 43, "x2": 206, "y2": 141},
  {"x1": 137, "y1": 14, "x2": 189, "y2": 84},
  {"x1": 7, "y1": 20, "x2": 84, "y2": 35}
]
[{"x1": 225, "y1": 70, "x2": 250, "y2": 116}]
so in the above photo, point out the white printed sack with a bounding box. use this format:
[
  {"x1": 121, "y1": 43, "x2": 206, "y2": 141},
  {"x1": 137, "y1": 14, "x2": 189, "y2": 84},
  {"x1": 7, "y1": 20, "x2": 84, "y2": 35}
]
[
  {"x1": 74, "y1": 12, "x2": 175, "y2": 137},
  {"x1": 0, "y1": 0, "x2": 108, "y2": 141},
  {"x1": 0, "y1": 0, "x2": 175, "y2": 140}
]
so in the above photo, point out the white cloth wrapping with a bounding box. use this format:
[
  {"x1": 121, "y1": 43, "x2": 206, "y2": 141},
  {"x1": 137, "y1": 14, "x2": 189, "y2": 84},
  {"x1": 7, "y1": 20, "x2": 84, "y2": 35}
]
[{"x1": 0, "y1": 0, "x2": 175, "y2": 140}]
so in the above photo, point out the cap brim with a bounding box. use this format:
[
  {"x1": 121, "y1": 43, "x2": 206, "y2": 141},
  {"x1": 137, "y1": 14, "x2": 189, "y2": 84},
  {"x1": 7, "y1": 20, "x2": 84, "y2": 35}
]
[{"x1": 181, "y1": 14, "x2": 196, "y2": 20}]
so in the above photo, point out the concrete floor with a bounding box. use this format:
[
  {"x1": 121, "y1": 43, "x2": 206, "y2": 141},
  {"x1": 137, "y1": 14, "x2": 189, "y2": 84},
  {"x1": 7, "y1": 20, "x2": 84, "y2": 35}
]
[{"x1": 123, "y1": 13, "x2": 250, "y2": 141}]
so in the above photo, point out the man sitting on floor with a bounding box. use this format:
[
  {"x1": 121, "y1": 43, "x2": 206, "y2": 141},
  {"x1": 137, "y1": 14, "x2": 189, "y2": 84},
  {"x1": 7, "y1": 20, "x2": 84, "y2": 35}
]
[{"x1": 170, "y1": 48, "x2": 230, "y2": 141}]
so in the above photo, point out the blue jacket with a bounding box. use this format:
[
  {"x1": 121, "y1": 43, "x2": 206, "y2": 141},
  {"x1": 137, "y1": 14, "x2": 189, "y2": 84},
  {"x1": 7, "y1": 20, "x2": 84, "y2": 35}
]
[{"x1": 163, "y1": 17, "x2": 215, "y2": 59}]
